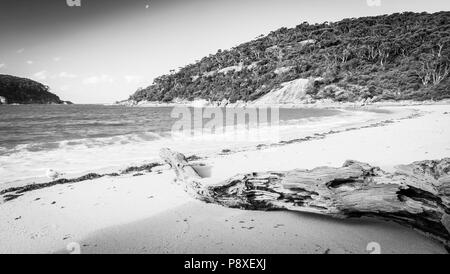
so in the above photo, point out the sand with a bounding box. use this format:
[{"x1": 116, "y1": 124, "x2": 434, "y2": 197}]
[{"x1": 1, "y1": 104, "x2": 449, "y2": 254}]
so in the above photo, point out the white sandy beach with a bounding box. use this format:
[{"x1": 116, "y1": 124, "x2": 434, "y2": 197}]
[{"x1": 1, "y1": 104, "x2": 450, "y2": 254}]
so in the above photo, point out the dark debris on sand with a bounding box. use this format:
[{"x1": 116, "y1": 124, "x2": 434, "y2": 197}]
[
  {"x1": 186, "y1": 155, "x2": 203, "y2": 161},
  {"x1": 0, "y1": 161, "x2": 162, "y2": 202},
  {"x1": 120, "y1": 162, "x2": 161, "y2": 175},
  {"x1": 0, "y1": 156, "x2": 209, "y2": 203}
]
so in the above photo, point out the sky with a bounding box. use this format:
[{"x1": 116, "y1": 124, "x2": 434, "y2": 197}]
[{"x1": 0, "y1": 0, "x2": 449, "y2": 104}]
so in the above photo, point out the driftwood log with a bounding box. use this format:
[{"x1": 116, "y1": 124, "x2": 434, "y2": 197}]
[{"x1": 160, "y1": 148, "x2": 450, "y2": 248}]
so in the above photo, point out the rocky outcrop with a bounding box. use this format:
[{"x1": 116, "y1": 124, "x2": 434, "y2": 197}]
[
  {"x1": 254, "y1": 78, "x2": 313, "y2": 105},
  {"x1": 161, "y1": 148, "x2": 450, "y2": 249}
]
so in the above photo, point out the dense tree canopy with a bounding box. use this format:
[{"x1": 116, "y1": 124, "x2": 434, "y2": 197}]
[
  {"x1": 130, "y1": 12, "x2": 450, "y2": 103},
  {"x1": 0, "y1": 74, "x2": 65, "y2": 104}
]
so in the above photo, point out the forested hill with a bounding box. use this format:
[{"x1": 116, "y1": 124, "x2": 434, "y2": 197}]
[
  {"x1": 129, "y1": 11, "x2": 450, "y2": 104},
  {"x1": 0, "y1": 74, "x2": 71, "y2": 105}
]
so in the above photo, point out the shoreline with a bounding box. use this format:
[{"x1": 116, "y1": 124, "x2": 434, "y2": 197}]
[
  {"x1": 0, "y1": 105, "x2": 391, "y2": 188},
  {"x1": 0, "y1": 105, "x2": 414, "y2": 195},
  {"x1": 116, "y1": 99, "x2": 450, "y2": 109},
  {"x1": 0, "y1": 103, "x2": 449, "y2": 253}
]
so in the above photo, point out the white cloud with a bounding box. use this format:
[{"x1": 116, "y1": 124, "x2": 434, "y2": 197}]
[
  {"x1": 58, "y1": 72, "x2": 77, "y2": 78},
  {"x1": 26, "y1": 60, "x2": 34, "y2": 65},
  {"x1": 16, "y1": 48, "x2": 25, "y2": 54},
  {"x1": 53, "y1": 57, "x2": 61, "y2": 62},
  {"x1": 0, "y1": 63, "x2": 5, "y2": 69},
  {"x1": 33, "y1": 71, "x2": 48, "y2": 80},
  {"x1": 124, "y1": 75, "x2": 143, "y2": 83},
  {"x1": 82, "y1": 74, "x2": 114, "y2": 85}
]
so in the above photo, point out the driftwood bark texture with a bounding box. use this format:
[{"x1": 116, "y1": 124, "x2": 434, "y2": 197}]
[{"x1": 160, "y1": 148, "x2": 450, "y2": 248}]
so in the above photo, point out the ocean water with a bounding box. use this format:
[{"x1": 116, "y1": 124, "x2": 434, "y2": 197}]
[{"x1": 0, "y1": 104, "x2": 351, "y2": 184}]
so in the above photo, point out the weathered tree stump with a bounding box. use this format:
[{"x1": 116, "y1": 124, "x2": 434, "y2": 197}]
[{"x1": 160, "y1": 148, "x2": 450, "y2": 248}]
